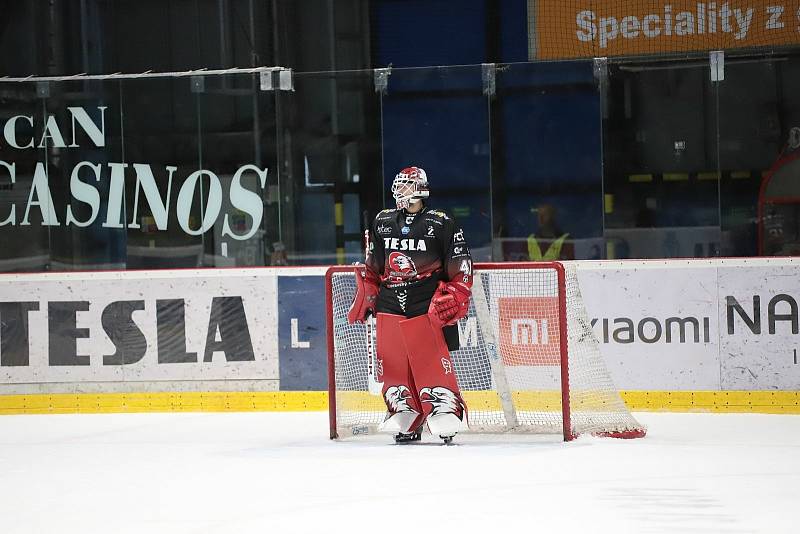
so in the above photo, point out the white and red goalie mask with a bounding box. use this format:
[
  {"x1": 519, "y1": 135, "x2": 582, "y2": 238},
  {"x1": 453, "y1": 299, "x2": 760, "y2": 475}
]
[{"x1": 391, "y1": 166, "x2": 430, "y2": 210}]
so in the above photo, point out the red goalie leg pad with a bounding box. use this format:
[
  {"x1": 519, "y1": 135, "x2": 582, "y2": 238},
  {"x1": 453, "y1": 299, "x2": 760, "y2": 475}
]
[
  {"x1": 399, "y1": 315, "x2": 468, "y2": 430},
  {"x1": 376, "y1": 313, "x2": 424, "y2": 434}
]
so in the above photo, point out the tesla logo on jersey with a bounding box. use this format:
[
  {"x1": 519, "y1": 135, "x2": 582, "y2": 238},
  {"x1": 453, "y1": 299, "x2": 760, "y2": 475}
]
[
  {"x1": 497, "y1": 297, "x2": 560, "y2": 365},
  {"x1": 383, "y1": 238, "x2": 427, "y2": 251},
  {"x1": 388, "y1": 252, "x2": 417, "y2": 278}
]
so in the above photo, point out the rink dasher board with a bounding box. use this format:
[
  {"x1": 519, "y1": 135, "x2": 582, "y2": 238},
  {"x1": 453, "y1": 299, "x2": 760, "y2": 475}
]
[
  {"x1": 0, "y1": 259, "x2": 798, "y2": 414},
  {"x1": 575, "y1": 258, "x2": 800, "y2": 391},
  {"x1": 0, "y1": 390, "x2": 798, "y2": 415}
]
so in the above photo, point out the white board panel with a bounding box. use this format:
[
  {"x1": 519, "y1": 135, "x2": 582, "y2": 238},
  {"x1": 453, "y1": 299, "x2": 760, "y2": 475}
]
[
  {"x1": 0, "y1": 271, "x2": 279, "y2": 384},
  {"x1": 577, "y1": 265, "x2": 720, "y2": 390},
  {"x1": 718, "y1": 264, "x2": 800, "y2": 389}
]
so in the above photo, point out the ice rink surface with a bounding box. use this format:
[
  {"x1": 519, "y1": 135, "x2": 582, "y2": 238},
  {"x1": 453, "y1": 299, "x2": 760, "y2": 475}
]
[{"x1": 0, "y1": 411, "x2": 797, "y2": 534}]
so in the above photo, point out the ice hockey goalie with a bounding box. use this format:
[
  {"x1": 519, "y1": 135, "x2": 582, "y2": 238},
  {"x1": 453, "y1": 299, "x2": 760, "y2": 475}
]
[{"x1": 347, "y1": 166, "x2": 473, "y2": 444}]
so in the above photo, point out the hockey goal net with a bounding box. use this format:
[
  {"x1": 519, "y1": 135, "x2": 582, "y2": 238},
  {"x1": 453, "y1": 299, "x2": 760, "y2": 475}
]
[{"x1": 326, "y1": 262, "x2": 645, "y2": 441}]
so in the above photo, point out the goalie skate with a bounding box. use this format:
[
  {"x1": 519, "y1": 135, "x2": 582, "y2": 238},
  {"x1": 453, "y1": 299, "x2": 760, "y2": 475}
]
[
  {"x1": 426, "y1": 412, "x2": 467, "y2": 438},
  {"x1": 394, "y1": 428, "x2": 422, "y2": 444}
]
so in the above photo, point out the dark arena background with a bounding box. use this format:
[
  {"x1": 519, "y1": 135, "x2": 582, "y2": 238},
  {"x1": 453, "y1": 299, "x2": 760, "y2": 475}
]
[{"x1": 0, "y1": 2, "x2": 798, "y2": 533}]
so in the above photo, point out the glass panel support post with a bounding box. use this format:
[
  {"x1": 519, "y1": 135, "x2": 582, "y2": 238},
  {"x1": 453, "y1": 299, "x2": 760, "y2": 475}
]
[
  {"x1": 482, "y1": 63, "x2": 496, "y2": 98},
  {"x1": 374, "y1": 68, "x2": 391, "y2": 95}
]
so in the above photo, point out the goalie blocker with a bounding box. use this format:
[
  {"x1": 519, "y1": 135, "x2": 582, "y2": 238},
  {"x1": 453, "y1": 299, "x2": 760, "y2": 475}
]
[{"x1": 327, "y1": 262, "x2": 647, "y2": 442}]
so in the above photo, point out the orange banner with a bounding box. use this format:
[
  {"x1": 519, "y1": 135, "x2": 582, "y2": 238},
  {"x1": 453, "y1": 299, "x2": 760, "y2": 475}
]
[
  {"x1": 535, "y1": 1, "x2": 800, "y2": 59},
  {"x1": 497, "y1": 297, "x2": 561, "y2": 365}
]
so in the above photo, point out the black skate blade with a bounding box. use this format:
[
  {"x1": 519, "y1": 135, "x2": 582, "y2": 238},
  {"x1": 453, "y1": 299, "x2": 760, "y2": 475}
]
[
  {"x1": 393, "y1": 431, "x2": 422, "y2": 444},
  {"x1": 391, "y1": 441, "x2": 454, "y2": 446}
]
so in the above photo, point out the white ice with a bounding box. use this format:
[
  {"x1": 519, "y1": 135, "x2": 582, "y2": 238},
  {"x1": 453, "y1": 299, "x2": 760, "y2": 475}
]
[{"x1": 0, "y1": 411, "x2": 797, "y2": 533}]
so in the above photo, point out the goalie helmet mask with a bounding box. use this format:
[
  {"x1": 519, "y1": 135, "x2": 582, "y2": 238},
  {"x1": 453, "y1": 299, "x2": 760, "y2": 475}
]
[{"x1": 391, "y1": 166, "x2": 430, "y2": 210}]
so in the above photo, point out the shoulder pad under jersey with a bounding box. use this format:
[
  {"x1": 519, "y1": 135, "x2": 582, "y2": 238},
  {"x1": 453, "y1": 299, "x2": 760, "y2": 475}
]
[
  {"x1": 425, "y1": 209, "x2": 451, "y2": 221},
  {"x1": 376, "y1": 208, "x2": 397, "y2": 217}
]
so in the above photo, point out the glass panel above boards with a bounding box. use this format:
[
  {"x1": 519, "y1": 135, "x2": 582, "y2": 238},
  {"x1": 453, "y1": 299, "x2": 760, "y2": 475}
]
[{"x1": 601, "y1": 58, "x2": 721, "y2": 259}]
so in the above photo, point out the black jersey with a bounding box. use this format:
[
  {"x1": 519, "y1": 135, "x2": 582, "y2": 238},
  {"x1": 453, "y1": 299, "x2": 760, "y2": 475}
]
[
  {"x1": 365, "y1": 205, "x2": 473, "y2": 292},
  {"x1": 365, "y1": 205, "x2": 472, "y2": 351}
]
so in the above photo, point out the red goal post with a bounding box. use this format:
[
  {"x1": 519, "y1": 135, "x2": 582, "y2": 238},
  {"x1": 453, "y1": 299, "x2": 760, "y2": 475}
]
[{"x1": 326, "y1": 262, "x2": 645, "y2": 441}]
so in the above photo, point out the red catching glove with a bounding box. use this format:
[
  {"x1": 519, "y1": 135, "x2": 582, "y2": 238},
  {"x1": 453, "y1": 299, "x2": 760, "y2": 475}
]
[
  {"x1": 347, "y1": 267, "x2": 379, "y2": 324},
  {"x1": 428, "y1": 281, "x2": 471, "y2": 328}
]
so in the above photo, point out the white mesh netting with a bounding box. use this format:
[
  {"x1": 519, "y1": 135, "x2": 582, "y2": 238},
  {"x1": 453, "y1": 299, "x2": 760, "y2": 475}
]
[{"x1": 328, "y1": 263, "x2": 645, "y2": 440}]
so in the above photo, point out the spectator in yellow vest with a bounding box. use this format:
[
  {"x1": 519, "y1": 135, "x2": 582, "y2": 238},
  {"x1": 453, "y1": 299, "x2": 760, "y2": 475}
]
[{"x1": 527, "y1": 204, "x2": 569, "y2": 261}]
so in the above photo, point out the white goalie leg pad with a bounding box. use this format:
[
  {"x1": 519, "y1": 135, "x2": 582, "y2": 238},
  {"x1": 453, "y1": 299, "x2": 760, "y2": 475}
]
[
  {"x1": 378, "y1": 411, "x2": 421, "y2": 434},
  {"x1": 426, "y1": 413, "x2": 468, "y2": 437}
]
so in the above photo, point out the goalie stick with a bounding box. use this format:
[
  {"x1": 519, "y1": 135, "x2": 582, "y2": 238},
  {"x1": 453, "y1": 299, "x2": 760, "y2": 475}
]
[
  {"x1": 365, "y1": 314, "x2": 383, "y2": 396},
  {"x1": 355, "y1": 226, "x2": 383, "y2": 397}
]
